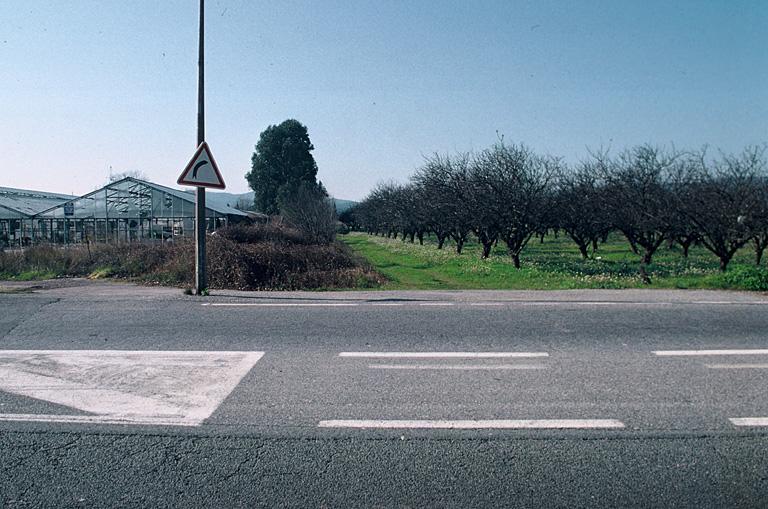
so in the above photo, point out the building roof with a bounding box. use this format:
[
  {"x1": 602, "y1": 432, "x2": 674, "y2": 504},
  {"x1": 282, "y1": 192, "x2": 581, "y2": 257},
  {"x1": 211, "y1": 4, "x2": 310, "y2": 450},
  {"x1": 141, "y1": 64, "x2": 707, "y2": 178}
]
[
  {"x1": 31, "y1": 177, "x2": 249, "y2": 218},
  {"x1": 0, "y1": 187, "x2": 77, "y2": 217},
  {"x1": 1, "y1": 179, "x2": 249, "y2": 219},
  {"x1": 124, "y1": 178, "x2": 249, "y2": 217}
]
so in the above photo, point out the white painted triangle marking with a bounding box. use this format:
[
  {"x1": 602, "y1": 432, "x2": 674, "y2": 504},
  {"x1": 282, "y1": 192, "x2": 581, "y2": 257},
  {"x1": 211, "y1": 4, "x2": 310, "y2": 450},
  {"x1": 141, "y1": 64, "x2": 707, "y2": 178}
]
[
  {"x1": 0, "y1": 367, "x2": 184, "y2": 418},
  {"x1": 0, "y1": 350, "x2": 263, "y2": 426}
]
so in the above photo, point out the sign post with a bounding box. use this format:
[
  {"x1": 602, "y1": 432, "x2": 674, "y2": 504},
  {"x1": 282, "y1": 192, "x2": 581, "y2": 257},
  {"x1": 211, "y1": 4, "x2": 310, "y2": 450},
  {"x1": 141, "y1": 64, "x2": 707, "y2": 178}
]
[
  {"x1": 176, "y1": 0, "x2": 226, "y2": 295},
  {"x1": 196, "y1": 0, "x2": 206, "y2": 295}
]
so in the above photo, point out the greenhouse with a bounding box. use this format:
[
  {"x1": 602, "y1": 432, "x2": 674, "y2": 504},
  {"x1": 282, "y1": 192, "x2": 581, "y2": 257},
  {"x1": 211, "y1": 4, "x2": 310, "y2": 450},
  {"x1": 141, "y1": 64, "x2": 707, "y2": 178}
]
[
  {"x1": 0, "y1": 187, "x2": 76, "y2": 247},
  {"x1": 0, "y1": 177, "x2": 249, "y2": 247}
]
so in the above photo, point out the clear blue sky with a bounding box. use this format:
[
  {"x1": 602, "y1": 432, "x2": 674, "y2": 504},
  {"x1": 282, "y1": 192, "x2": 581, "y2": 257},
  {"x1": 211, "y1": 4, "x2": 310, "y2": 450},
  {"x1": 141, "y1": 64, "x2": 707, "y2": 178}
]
[{"x1": 1, "y1": 1, "x2": 766, "y2": 200}]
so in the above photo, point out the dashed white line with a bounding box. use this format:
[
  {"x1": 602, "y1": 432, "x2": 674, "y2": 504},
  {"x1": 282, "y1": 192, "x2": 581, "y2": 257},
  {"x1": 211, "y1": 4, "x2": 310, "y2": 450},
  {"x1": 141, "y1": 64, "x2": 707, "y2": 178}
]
[
  {"x1": 729, "y1": 417, "x2": 768, "y2": 427},
  {"x1": 339, "y1": 352, "x2": 549, "y2": 359},
  {"x1": 692, "y1": 301, "x2": 768, "y2": 305},
  {"x1": 653, "y1": 349, "x2": 768, "y2": 356},
  {"x1": 418, "y1": 302, "x2": 455, "y2": 307},
  {"x1": 205, "y1": 303, "x2": 359, "y2": 307},
  {"x1": 318, "y1": 419, "x2": 625, "y2": 429},
  {"x1": 705, "y1": 364, "x2": 768, "y2": 369},
  {"x1": 367, "y1": 364, "x2": 547, "y2": 370}
]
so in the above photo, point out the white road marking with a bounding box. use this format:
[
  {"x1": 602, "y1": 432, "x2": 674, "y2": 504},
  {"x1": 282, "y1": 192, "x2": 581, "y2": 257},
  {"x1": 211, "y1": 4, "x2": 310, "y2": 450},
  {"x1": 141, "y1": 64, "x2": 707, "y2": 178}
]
[
  {"x1": 705, "y1": 364, "x2": 768, "y2": 369},
  {"x1": 368, "y1": 364, "x2": 546, "y2": 370},
  {"x1": 318, "y1": 419, "x2": 625, "y2": 429},
  {"x1": 653, "y1": 349, "x2": 768, "y2": 356},
  {"x1": 0, "y1": 350, "x2": 264, "y2": 426},
  {"x1": 692, "y1": 301, "x2": 768, "y2": 305},
  {"x1": 200, "y1": 300, "x2": 768, "y2": 308},
  {"x1": 0, "y1": 413, "x2": 198, "y2": 427},
  {"x1": 339, "y1": 352, "x2": 549, "y2": 359},
  {"x1": 205, "y1": 302, "x2": 359, "y2": 307},
  {"x1": 729, "y1": 417, "x2": 768, "y2": 427}
]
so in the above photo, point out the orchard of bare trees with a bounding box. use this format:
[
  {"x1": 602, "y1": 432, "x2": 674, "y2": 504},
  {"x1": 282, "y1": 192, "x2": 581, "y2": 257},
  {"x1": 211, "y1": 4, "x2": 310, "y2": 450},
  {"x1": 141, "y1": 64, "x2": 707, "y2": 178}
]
[{"x1": 342, "y1": 142, "x2": 768, "y2": 281}]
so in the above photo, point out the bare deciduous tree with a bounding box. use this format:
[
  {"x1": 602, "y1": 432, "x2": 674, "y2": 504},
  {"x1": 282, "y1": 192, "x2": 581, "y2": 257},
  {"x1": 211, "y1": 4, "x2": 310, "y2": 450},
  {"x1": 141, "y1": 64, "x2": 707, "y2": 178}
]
[
  {"x1": 597, "y1": 145, "x2": 683, "y2": 283},
  {"x1": 554, "y1": 162, "x2": 611, "y2": 260},
  {"x1": 279, "y1": 182, "x2": 337, "y2": 245},
  {"x1": 477, "y1": 143, "x2": 558, "y2": 268},
  {"x1": 413, "y1": 153, "x2": 474, "y2": 253},
  {"x1": 678, "y1": 146, "x2": 766, "y2": 271}
]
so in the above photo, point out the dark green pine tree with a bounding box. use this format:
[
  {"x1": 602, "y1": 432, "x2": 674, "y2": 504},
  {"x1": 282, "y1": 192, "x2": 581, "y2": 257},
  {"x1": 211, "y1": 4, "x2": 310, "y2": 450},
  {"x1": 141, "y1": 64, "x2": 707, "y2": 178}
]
[{"x1": 246, "y1": 119, "x2": 319, "y2": 215}]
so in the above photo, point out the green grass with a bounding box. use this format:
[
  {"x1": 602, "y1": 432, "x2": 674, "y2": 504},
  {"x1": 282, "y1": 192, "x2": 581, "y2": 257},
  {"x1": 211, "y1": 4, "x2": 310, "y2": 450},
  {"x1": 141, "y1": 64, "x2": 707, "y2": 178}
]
[
  {"x1": 0, "y1": 269, "x2": 58, "y2": 281},
  {"x1": 88, "y1": 266, "x2": 116, "y2": 279},
  {"x1": 341, "y1": 232, "x2": 768, "y2": 291}
]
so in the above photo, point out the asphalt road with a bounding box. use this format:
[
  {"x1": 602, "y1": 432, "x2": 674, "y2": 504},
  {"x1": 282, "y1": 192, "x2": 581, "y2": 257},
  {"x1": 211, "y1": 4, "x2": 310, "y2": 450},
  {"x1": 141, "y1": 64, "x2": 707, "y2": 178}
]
[{"x1": 1, "y1": 280, "x2": 767, "y2": 507}]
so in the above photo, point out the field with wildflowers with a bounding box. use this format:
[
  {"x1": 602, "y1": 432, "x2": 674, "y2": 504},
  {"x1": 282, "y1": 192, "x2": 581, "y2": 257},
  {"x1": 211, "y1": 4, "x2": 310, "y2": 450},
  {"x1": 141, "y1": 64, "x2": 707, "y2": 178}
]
[{"x1": 341, "y1": 232, "x2": 768, "y2": 291}]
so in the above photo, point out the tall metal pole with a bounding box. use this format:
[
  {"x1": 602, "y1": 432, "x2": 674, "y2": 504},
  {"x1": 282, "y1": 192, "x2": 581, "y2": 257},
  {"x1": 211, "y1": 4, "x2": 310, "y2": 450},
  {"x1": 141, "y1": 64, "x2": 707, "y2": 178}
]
[{"x1": 195, "y1": 0, "x2": 206, "y2": 294}]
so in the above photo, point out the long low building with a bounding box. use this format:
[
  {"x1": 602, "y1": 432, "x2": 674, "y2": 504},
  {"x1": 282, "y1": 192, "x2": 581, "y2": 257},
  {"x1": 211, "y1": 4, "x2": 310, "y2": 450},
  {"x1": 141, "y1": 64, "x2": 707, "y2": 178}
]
[{"x1": 0, "y1": 177, "x2": 249, "y2": 247}]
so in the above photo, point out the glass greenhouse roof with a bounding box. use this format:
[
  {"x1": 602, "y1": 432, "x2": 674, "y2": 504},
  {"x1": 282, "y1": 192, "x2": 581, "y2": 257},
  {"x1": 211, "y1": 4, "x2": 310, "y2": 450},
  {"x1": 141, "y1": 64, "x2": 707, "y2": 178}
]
[
  {"x1": 0, "y1": 187, "x2": 76, "y2": 218},
  {"x1": 34, "y1": 178, "x2": 249, "y2": 220},
  {"x1": 1, "y1": 179, "x2": 248, "y2": 220}
]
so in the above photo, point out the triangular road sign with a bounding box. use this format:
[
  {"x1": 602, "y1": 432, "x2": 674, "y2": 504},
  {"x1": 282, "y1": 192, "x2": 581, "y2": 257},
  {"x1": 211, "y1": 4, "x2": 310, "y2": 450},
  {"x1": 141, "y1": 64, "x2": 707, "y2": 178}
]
[{"x1": 177, "y1": 141, "x2": 226, "y2": 189}]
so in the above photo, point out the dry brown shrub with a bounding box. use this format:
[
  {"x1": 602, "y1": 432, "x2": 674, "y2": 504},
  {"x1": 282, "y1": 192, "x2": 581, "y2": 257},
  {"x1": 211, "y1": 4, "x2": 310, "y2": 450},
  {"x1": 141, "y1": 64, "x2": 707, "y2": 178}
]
[
  {"x1": 0, "y1": 224, "x2": 382, "y2": 291},
  {"x1": 205, "y1": 234, "x2": 381, "y2": 290}
]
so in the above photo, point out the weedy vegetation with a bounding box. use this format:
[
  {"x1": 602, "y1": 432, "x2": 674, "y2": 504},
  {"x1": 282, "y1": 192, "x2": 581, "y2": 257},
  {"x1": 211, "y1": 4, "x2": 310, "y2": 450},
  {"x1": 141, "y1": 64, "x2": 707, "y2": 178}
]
[{"x1": 0, "y1": 223, "x2": 383, "y2": 291}]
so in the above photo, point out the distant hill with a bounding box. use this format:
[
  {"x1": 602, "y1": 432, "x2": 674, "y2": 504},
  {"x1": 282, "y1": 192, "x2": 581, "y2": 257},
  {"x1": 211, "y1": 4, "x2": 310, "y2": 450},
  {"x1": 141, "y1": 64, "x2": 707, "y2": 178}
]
[
  {"x1": 332, "y1": 199, "x2": 357, "y2": 214},
  {"x1": 185, "y1": 190, "x2": 357, "y2": 214}
]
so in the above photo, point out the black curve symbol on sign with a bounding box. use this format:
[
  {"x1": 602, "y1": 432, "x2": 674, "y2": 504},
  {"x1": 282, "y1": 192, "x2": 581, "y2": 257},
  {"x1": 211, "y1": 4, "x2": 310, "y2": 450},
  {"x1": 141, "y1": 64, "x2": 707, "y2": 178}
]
[{"x1": 192, "y1": 160, "x2": 209, "y2": 178}]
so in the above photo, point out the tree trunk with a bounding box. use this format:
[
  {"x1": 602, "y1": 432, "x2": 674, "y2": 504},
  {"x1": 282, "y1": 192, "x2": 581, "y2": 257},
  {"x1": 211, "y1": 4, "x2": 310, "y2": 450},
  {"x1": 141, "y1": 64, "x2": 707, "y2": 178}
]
[
  {"x1": 638, "y1": 263, "x2": 652, "y2": 285},
  {"x1": 417, "y1": 232, "x2": 424, "y2": 245},
  {"x1": 481, "y1": 242, "x2": 493, "y2": 259},
  {"x1": 578, "y1": 243, "x2": 589, "y2": 260},
  {"x1": 754, "y1": 238, "x2": 765, "y2": 266},
  {"x1": 409, "y1": 232, "x2": 415, "y2": 243},
  {"x1": 682, "y1": 242, "x2": 690, "y2": 259},
  {"x1": 638, "y1": 248, "x2": 654, "y2": 284},
  {"x1": 720, "y1": 256, "x2": 730, "y2": 272},
  {"x1": 512, "y1": 253, "x2": 521, "y2": 269},
  {"x1": 592, "y1": 238, "x2": 599, "y2": 253},
  {"x1": 437, "y1": 235, "x2": 446, "y2": 250},
  {"x1": 642, "y1": 250, "x2": 653, "y2": 266},
  {"x1": 456, "y1": 239, "x2": 464, "y2": 254}
]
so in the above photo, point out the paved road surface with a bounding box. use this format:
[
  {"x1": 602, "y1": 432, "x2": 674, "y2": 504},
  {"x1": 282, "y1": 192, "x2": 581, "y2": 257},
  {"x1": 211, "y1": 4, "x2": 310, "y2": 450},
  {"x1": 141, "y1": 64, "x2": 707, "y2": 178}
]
[{"x1": 1, "y1": 281, "x2": 767, "y2": 507}]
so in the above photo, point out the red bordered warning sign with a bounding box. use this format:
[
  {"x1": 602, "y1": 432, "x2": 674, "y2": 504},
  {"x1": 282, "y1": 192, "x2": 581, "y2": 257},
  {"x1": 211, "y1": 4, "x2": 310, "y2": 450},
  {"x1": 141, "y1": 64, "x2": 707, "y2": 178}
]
[{"x1": 177, "y1": 141, "x2": 226, "y2": 189}]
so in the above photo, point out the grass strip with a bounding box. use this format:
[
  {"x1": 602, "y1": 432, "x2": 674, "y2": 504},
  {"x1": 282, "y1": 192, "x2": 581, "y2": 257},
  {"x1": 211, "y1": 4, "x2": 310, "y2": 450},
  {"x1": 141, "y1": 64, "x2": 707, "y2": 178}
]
[{"x1": 341, "y1": 232, "x2": 768, "y2": 291}]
